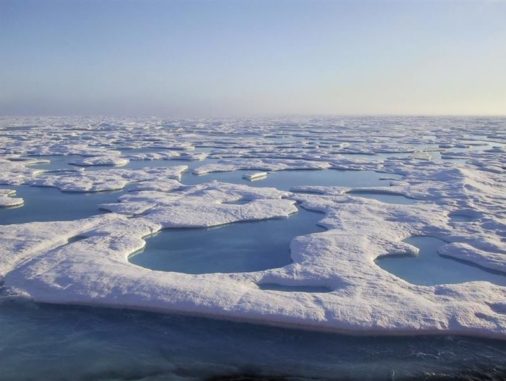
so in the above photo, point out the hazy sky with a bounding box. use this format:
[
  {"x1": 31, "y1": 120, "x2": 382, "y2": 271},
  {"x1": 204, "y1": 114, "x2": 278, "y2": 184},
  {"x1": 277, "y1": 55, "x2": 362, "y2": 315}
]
[{"x1": 1, "y1": 0, "x2": 505, "y2": 117}]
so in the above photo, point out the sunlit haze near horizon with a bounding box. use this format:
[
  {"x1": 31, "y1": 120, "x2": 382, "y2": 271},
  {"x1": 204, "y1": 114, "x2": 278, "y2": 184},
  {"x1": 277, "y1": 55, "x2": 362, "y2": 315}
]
[{"x1": 1, "y1": 0, "x2": 505, "y2": 117}]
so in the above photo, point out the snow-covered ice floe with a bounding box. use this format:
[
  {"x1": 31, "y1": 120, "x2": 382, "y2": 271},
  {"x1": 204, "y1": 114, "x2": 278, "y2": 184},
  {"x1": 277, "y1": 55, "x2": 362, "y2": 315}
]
[
  {"x1": 0, "y1": 189, "x2": 23, "y2": 208},
  {"x1": 68, "y1": 154, "x2": 129, "y2": 168},
  {"x1": 0, "y1": 116, "x2": 505, "y2": 339},
  {"x1": 243, "y1": 172, "x2": 268, "y2": 181}
]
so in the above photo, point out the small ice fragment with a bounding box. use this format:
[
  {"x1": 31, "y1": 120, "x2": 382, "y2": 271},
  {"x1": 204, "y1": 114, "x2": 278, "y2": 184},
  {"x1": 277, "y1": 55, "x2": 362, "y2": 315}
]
[
  {"x1": 243, "y1": 172, "x2": 268, "y2": 181},
  {"x1": 411, "y1": 151, "x2": 432, "y2": 160}
]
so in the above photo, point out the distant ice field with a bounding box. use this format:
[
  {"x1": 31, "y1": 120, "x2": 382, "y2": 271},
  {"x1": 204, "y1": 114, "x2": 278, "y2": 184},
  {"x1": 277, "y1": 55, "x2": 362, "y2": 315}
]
[{"x1": 0, "y1": 116, "x2": 505, "y2": 379}]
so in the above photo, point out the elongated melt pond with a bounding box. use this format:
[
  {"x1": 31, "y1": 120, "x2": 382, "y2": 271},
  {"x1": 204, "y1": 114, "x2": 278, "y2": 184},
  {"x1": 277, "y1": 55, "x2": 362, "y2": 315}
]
[{"x1": 182, "y1": 169, "x2": 400, "y2": 190}]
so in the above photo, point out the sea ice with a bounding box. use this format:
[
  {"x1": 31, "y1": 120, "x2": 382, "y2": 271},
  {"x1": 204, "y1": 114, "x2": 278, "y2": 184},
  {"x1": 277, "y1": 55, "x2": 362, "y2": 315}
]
[
  {"x1": 0, "y1": 189, "x2": 23, "y2": 208},
  {"x1": 68, "y1": 155, "x2": 129, "y2": 167},
  {"x1": 0, "y1": 116, "x2": 505, "y2": 339}
]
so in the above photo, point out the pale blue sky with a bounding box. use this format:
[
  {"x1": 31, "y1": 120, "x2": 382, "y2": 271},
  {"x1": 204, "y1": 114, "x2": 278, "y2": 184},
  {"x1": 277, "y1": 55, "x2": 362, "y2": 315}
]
[{"x1": 1, "y1": 0, "x2": 505, "y2": 116}]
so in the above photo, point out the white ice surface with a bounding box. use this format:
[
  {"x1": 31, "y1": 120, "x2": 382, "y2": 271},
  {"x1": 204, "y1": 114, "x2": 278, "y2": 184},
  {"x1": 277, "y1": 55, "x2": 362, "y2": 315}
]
[
  {"x1": 0, "y1": 116, "x2": 505, "y2": 338},
  {"x1": 30, "y1": 166, "x2": 187, "y2": 192},
  {"x1": 69, "y1": 155, "x2": 129, "y2": 167},
  {"x1": 192, "y1": 158, "x2": 330, "y2": 175},
  {"x1": 0, "y1": 189, "x2": 23, "y2": 208}
]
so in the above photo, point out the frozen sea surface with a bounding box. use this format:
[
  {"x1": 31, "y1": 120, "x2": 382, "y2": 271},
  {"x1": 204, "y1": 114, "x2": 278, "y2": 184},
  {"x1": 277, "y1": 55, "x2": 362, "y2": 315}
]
[{"x1": 1, "y1": 116, "x2": 506, "y2": 380}]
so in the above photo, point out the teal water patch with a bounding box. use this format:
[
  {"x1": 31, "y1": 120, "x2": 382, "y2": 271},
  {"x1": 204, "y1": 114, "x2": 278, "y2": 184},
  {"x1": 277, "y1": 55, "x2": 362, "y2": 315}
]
[
  {"x1": 0, "y1": 185, "x2": 121, "y2": 225},
  {"x1": 181, "y1": 169, "x2": 400, "y2": 191},
  {"x1": 376, "y1": 237, "x2": 506, "y2": 286},
  {"x1": 130, "y1": 208, "x2": 325, "y2": 274}
]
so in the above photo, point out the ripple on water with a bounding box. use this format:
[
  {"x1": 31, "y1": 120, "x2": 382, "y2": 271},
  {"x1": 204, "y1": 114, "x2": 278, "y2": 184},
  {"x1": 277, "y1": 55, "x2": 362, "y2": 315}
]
[{"x1": 0, "y1": 302, "x2": 505, "y2": 381}]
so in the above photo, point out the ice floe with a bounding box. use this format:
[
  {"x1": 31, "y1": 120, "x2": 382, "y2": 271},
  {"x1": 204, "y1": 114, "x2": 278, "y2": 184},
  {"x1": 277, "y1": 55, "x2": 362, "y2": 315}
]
[
  {"x1": 30, "y1": 166, "x2": 187, "y2": 192},
  {"x1": 68, "y1": 155, "x2": 129, "y2": 167},
  {"x1": 0, "y1": 116, "x2": 505, "y2": 339},
  {"x1": 0, "y1": 189, "x2": 23, "y2": 208}
]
